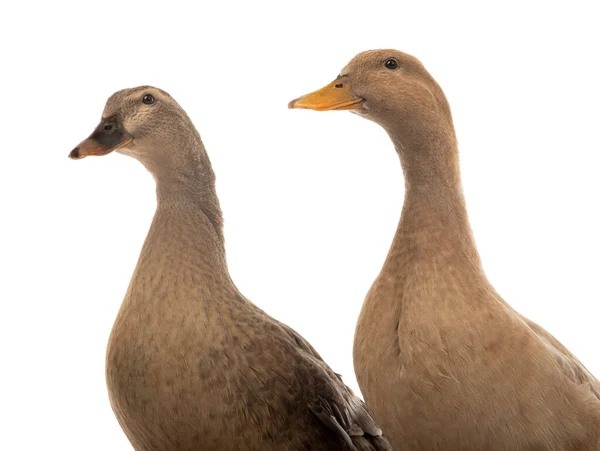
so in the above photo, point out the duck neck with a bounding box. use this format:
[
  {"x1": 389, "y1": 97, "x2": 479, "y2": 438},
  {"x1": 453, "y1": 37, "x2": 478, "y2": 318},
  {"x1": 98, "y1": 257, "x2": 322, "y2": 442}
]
[
  {"x1": 154, "y1": 170, "x2": 225, "y2": 251},
  {"x1": 383, "y1": 124, "x2": 484, "y2": 283},
  {"x1": 126, "y1": 157, "x2": 231, "y2": 311}
]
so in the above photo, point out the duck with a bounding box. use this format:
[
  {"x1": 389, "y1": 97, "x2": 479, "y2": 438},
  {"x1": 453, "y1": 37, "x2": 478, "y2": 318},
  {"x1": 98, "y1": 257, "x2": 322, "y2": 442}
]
[
  {"x1": 68, "y1": 86, "x2": 392, "y2": 451},
  {"x1": 289, "y1": 50, "x2": 600, "y2": 450}
]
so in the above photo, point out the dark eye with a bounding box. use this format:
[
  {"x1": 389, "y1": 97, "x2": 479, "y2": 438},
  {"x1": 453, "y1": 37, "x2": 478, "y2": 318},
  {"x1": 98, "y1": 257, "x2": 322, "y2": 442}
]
[
  {"x1": 142, "y1": 94, "x2": 155, "y2": 105},
  {"x1": 384, "y1": 58, "x2": 398, "y2": 70}
]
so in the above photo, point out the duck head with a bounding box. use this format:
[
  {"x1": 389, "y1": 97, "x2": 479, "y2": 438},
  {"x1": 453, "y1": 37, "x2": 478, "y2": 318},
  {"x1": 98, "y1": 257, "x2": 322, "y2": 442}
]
[
  {"x1": 69, "y1": 86, "x2": 206, "y2": 180},
  {"x1": 288, "y1": 49, "x2": 453, "y2": 138}
]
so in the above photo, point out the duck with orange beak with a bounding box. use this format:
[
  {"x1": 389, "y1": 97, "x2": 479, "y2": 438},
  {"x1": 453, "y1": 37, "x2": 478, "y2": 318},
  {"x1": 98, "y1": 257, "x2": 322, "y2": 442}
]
[{"x1": 290, "y1": 49, "x2": 600, "y2": 450}]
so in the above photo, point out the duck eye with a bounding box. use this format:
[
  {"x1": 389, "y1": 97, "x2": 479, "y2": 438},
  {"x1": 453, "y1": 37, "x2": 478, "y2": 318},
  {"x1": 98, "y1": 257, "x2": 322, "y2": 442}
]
[
  {"x1": 384, "y1": 58, "x2": 398, "y2": 70},
  {"x1": 142, "y1": 94, "x2": 155, "y2": 105}
]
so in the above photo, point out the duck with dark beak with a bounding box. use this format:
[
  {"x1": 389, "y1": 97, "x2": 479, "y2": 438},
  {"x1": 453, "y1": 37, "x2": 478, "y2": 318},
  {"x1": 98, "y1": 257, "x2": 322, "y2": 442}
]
[{"x1": 66, "y1": 85, "x2": 393, "y2": 451}]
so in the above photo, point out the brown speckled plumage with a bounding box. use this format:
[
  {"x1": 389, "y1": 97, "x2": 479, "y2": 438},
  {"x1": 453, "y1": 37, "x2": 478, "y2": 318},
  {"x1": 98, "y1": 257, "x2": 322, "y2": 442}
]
[
  {"x1": 291, "y1": 50, "x2": 600, "y2": 450},
  {"x1": 72, "y1": 86, "x2": 392, "y2": 451}
]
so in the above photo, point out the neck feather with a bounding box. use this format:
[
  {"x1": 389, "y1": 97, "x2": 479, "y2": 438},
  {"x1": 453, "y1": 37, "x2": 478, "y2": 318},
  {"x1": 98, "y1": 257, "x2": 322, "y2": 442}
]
[
  {"x1": 383, "y1": 119, "x2": 484, "y2": 281},
  {"x1": 125, "y1": 185, "x2": 231, "y2": 310},
  {"x1": 125, "y1": 141, "x2": 231, "y2": 308},
  {"x1": 155, "y1": 175, "x2": 224, "y2": 248}
]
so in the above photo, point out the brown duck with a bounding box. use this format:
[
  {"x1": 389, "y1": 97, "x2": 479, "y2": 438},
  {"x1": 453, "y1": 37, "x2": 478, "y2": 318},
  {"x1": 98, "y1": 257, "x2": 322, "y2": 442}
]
[
  {"x1": 289, "y1": 50, "x2": 600, "y2": 450},
  {"x1": 69, "y1": 86, "x2": 392, "y2": 451}
]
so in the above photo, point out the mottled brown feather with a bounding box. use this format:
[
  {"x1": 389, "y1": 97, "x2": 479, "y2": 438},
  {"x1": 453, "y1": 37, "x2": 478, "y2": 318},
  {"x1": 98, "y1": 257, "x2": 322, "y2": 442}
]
[{"x1": 74, "y1": 86, "x2": 392, "y2": 451}]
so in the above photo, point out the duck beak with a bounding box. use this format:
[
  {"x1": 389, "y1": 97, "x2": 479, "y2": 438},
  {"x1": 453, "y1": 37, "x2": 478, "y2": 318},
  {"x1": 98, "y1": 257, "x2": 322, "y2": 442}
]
[
  {"x1": 288, "y1": 79, "x2": 363, "y2": 111},
  {"x1": 69, "y1": 117, "x2": 133, "y2": 160}
]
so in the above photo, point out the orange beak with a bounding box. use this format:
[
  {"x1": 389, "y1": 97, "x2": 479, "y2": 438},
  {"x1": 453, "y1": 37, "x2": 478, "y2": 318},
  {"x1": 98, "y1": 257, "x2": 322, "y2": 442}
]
[{"x1": 288, "y1": 79, "x2": 363, "y2": 111}]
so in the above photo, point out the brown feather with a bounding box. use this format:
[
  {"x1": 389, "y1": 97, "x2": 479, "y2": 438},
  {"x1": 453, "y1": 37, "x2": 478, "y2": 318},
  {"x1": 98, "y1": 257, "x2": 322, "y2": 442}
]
[
  {"x1": 73, "y1": 86, "x2": 392, "y2": 451},
  {"x1": 295, "y1": 49, "x2": 600, "y2": 450}
]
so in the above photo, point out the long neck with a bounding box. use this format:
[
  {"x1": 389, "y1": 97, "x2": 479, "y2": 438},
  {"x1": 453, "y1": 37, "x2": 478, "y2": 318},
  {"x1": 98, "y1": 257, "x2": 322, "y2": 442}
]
[
  {"x1": 380, "y1": 121, "x2": 486, "y2": 292},
  {"x1": 155, "y1": 171, "x2": 225, "y2": 249},
  {"x1": 139, "y1": 126, "x2": 225, "y2": 247},
  {"x1": 124, "y1": 149, "x2": 235, "y2": 312}
]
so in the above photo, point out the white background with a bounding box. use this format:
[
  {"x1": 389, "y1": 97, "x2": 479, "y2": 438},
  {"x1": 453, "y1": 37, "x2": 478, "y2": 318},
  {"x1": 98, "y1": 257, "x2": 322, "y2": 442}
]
[{"x1": 1, "y1": 1, "x2": 599, "y2": 449}]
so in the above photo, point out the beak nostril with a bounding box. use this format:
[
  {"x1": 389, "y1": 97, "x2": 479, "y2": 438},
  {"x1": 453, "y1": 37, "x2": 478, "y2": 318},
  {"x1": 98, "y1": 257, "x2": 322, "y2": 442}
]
[
  {"x1": 103, "y1": 124, "x2": 114, "y2": 131},
  {"x1": 334, "y1": 83, "x2": 344, "y2": 89}
]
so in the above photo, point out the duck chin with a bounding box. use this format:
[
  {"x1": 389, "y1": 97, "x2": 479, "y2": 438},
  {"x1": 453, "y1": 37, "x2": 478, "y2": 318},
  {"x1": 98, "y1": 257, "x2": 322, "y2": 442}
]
[
  {"x1": 351, "y1": 103, "x2": 370, "y2": 116},
  {"x1": 116, "y1": 146, "x2": 138, "y2": 158}
]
